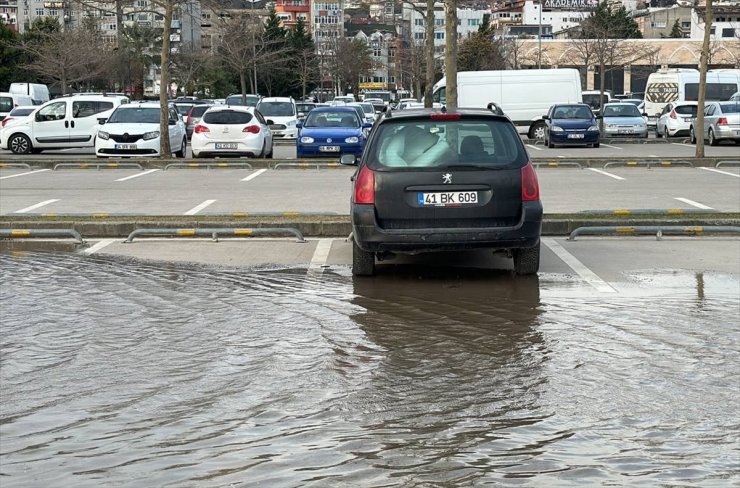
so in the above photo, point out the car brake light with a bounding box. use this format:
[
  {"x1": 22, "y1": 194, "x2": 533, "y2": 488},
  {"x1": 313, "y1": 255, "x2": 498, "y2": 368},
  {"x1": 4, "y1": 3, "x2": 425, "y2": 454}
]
[
  {"x1": 430, "y1": 113, "x2": 461, "y2": 121},
  {"x1": 194, "y1": 125, "x2": 209, "y2": 133},
  {"x1": 354, "y1": 165, "x2": 375, "y2": 204},
  {"x1": 243, "y1": 125, "x2": 260, "y2": 134},
  {"x1": 521, "y1": 162, "x2": 540, "y2": 202},
  {"x1": 669, "y1": 110, "x2": 677, "y2": 119},
  {"x1": 717, "y1": 117, "x2": 728, "y2": 125},
  {"x1": 1, "y1": 117, "x2": 12, "y2": 128}
]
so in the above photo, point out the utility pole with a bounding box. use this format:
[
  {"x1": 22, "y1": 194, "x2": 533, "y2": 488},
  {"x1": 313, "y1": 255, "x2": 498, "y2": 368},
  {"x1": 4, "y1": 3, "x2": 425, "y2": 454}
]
[
  {"x1": 695, "y1": 0, "x2": 712, "y2": 158},
  {"x1": 538, "y1": 0, "x2": 542, "y2": 69}
]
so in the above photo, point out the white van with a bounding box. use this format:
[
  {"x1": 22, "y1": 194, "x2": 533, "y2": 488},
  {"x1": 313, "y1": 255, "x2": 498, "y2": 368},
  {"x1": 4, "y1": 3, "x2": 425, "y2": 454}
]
[
  {"x1": 9, "y1": 83, "x2": 50, "y2": 105},
  {"x1": 644, "y1": 68, "x2": 740, "y2": 127},
  {"x1": 0, "y1": 94, "x2": 125, "y2": 154},
  {"x1": 432, "y1": 69, "x2": 583, "y2": 138},
  {"x1": 0, "y1": 92, "x2": 35, "y2": 121}
]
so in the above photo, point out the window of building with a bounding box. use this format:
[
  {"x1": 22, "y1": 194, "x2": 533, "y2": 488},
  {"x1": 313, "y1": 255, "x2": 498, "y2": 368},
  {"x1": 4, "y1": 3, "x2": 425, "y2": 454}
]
[
  {"x1": 137, "y1": 0, "x2": 147, "y2": 7},
  {"x1": 373, "y1": 48, "x2": 381, "y2": 57},
  {"x1": 35, "y1": 8, "x2": 43, "y2": 16},
  {"x1": 468, "y1": 18, "x2": 479, "y2": 26},
  {"x1": 414, "y1": 32, "x2": 424, "y2": 40},
  {"x1": 415, "y1": 18, "x2": 423, "y2": 26},
  {"x1": 721, "y1": 28, "x2": 735, "y2": 37},
  {"x1": 435, "y1": 32, "x2": 444, "y2": 39},
  {"x1": 48, "y1": 9, "x2": 57, "y2": 16},
  {"x1": 434, "y1": 18, "x2": 443, "y2": 26}
]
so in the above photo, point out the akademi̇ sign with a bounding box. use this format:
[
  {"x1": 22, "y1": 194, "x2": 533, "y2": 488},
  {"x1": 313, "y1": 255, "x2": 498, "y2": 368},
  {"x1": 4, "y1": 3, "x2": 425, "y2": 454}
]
[{"x1": 544, "y1": 0, "x2": 597, "y2": 9}]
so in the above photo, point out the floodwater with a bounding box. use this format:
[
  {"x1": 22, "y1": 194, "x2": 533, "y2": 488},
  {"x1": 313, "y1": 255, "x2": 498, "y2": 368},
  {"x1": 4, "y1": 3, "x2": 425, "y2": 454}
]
[{"x1": 1, "y1": 252, "x2": 738, "y2": 487}]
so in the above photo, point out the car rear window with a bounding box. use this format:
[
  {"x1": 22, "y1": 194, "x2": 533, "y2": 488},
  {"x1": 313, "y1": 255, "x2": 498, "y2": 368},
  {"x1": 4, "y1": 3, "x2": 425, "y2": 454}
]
[
  {"x1": 9, "y1": 107, "x2": 35, "y2": 116},
  {"x1": 0, "y1": 96, "x2": 13, "y2": 112},
  {"x1": 189, "y1": 105, "x2": 210, "y2": 118},
  {"x1": 719, "y1": 102, "x2": 740, "y2": 113},
  {"x1": 367, "y1": 116, "x2": 527, "y2": 169},
  {"x1": 202, "y1": 110, "x2": 253, "y2": 124},
  {"x1": 674, "y1": 105, "x2": 698, "y2": 116}
]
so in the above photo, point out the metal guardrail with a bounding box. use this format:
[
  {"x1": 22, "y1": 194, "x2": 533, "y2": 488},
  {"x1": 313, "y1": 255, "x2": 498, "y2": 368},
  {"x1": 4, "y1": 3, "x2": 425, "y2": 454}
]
[
  {"x1": 534, "y1": 161, "x2": 583, "y2": 169},
  {"x1": 271, "y1": 162, "x2": 343, "y2": 170},
  {"x1": 716, "y1": 160, "x2": 740, "y2": 168},
  {"x1": 0, "y1": 228, "x2": 86, "y2": 244},
  {"x1": 603, "y1": 160, "x2": 695, "y2": 169},
  {"x1": 578, "y1": 208, "x2": 717, "y2": 215},
  {"x1": 53, "y1": 162, "x2": 143, "y2": 170},
  {"x1": 568, "y1": 225, "x2": 740, "y2": 240},
  {"x1": 164, "y1": 162, "x2": 253, "y2": 170},
  {"x1": 124, "y1": 227, "x2": 306, "y2": 243},
  {"x1": 0, "y1": 162, "x2": 32, "y2": 169}
]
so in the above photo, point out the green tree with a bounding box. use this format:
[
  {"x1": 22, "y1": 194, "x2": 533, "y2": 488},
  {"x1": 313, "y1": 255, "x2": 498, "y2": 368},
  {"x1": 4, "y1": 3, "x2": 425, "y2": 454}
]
[
  {"x1": 0, "y1": 23, "x2": 23, "y2": 90},
  {"x1": 260, "y1": 8, "x2": 290, "y2": 96},
  {"x1": 581, "y1": 4, "x2": 642, "y2": 39},
  {"x1": 288, "y1": 18, "x2": 318, "y2": 99},
  {"x1": 458, "y1": 16, "x2": 505, "y2": 72},
  {"x1": 669, "y1": 19, "x2": 683, "y2": 38},
  {"x1": 114, "y1": 24, "x2": 161, "y2": 100}
]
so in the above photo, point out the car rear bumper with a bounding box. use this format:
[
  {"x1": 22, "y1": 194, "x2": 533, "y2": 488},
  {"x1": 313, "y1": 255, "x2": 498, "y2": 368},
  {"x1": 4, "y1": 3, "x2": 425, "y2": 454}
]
[
  {"x1": 352, "y1": 202, "x2": 543, "y2": 253},
  {"x1": 714, "y1": 126, "x2": 740, "y2": 140}
]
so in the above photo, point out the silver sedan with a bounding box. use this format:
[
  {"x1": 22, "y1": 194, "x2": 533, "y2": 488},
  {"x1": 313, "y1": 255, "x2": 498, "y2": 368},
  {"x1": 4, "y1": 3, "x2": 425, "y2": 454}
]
[
  {"x1": 601, "y1": 103, "x2": 648, "y2": 138},
  {"x1": 690, "y1": 101, "x2": 740, "y2": 146}
]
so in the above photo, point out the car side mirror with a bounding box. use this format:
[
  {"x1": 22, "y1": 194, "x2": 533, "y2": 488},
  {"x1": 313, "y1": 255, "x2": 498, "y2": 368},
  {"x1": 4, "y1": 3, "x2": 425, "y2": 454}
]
[
  {"x1": 596, "y1": 115, "x2": 603, "y2": 119},
  {"x1": 296, "y1": 121, "x2": 302, "y2": 129},
  {"x1": 169, "y1": 118, "x2": 177, "y2": 125},
  {"x1": 298, "y1": 112, "x2": 305, "y2": 118},
  {"x1": 363, "y1": 122, "x2": 372, "y2": 128},
  {"x1": 542, "y1": 115, "x2": 550, "y2": 120},
  {"x1": 340, "y1": 154, "x2": 357, "y2": 166},
  {"x1": 98, "y1": 118, "x2": 107, "y2": 125},
  {"x1": 266, "y1": 119, "x2": 274, "y2": 125},
  {"x1": 642, "y1": 113, "x2": 648, "y2": 117}
]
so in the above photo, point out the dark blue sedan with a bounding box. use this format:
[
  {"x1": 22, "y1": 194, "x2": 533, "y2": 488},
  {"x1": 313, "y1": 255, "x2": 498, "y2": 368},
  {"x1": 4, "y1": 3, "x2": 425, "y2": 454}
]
[
  {"x1": 544, "y1": 104, "x2": 601, "y2": 148},
  {"x1": 296, "y1": 106, "x2": 372, "y2": 158}
]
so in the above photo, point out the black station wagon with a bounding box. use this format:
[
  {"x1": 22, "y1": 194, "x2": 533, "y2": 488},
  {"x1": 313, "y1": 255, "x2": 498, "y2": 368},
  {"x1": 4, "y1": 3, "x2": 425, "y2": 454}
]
[{"x1": 341, "y1": 108, "x2": 543, "y2": 276}]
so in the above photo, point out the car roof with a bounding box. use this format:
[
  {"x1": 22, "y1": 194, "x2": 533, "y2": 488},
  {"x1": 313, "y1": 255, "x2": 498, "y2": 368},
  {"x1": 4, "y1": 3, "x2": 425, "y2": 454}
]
[
  {"x1": 205, "y1": 105, "x2": 253, "y2": 112},
  {"x1": 311, "y1": 106, "x2": 358, "y2": 113},
  {"x1": 378, "y1": 107, "x2": 511, "y2": 121},
  {"x1": 259, "y1": 97, "x2": 294, "y2": 103}
]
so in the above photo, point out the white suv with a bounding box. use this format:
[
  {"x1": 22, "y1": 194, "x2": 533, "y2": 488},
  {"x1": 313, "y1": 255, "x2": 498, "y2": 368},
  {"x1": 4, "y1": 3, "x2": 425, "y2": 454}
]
[
  {"x1": 0, "y1": 94, "x2": 126, "y2": 154},
  {"x1": 255, "y1": 97, "x2": 297, "y2": 139},
  {"x1": 95, "y1": 102, "x2": 187, "y2": 158}
]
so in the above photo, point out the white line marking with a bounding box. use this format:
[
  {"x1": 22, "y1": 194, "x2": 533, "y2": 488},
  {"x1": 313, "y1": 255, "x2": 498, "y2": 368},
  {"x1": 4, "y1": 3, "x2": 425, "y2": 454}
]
[
  {"x1": 0, "y1": 169, "x2": 51, "y2": 180},
  {"x1": 241, "y1": 168, "x2": 268, "y2": 182},
  {"x1": 115, "y1": 169, "x2": 160, "y2": 181},
  {"x1": 699, "y1": 167, "x2": 740, "y2": 178},
  {"x1": 648, "y1": 154, "x2": 659, "y2": 158},
  {"x1": 670, "y1": 143, "x2": 695, "y2": 148},
  {"x1": 600, "y1": 144, "x2": 622, "y2": 149},
  {"x1": 184, "y1": 199, "x2": 216, "y2": 215},
  {"x1": 557, "y1": 155, "x2": 565, "y2": 159},
  {"x1": 674, "y1": 197, "x2": 714, "y2": 210},
  {"x1": 526, "y1": 144, "x2": 543, "y2": 151},
  {"x1": 14, "y1": 199, "x2": 59, "y2": 214},
  {"x1": 308, "y1": 238, "x2": 334, "y2": 272},
  {"x1": 82, "y1": 239, "x2": 116, "y2": 255},
  {"x1": 542, "y1": 238, "x2": 617, "y2": 293},
  {"x1": 587, "y1": 168, "x2": 625, "y2": 180}
]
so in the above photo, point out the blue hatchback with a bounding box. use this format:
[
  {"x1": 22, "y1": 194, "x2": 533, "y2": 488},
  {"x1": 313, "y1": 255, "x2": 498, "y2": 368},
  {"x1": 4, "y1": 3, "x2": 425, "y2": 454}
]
[
  {"x1": 296, "y1": 106, "x2": 372, "y2": 158},
  {"x1": 544, "y1": 104, "x2": 601, "y2": 148}
]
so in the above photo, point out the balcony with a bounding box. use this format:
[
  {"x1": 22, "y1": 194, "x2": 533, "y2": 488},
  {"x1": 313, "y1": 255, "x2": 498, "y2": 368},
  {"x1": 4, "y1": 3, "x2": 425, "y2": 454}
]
[{"x1": 277, "y1": 4, "x2": 308, "y2": 12}]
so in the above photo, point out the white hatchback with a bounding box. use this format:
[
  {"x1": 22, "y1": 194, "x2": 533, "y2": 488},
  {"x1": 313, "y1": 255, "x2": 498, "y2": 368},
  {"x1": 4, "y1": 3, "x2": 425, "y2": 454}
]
[
  {"x1": 655, "y1": 101, "x2": 698, "y2": 138},
  {"x1": 190, "y1": 106, "x2": 273, "y2": 158},
  {"x1": 255, "y1": 97, "x2": 297, "y2": 139},
  {"x1": 95, "y1": 102, "x2": 187, "y2": 158}
]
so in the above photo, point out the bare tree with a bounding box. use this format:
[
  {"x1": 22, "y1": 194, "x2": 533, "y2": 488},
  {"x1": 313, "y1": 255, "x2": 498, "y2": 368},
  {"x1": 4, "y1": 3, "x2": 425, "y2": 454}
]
[
  {"x1": 695, "y1": 0, "x2": 713, "y2": 158},
  {"x1": 293, "y1": 47, "x2": 318, "y2": 101},
  {"x1": 20, "y1": 28, "x2": 110, "y2": 94},
  {"x1": 327, "y1": 37, "x2": 374, "y2": 95},
  {"x1": 216, "y1": 12, "x2": 271, "y2": 102},
  {"x1": 397, "y1": 40, "x2": 427, "y2": 100},
  {"x1": 171, "y1": 42, "x2": 210, "y2": 96}
]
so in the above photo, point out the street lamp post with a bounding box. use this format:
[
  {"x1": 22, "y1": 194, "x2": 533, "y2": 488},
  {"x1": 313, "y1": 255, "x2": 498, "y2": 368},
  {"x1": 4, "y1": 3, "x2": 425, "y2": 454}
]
[{"x1": 538, "y1": 0, "x2": 542, "y2": 69}]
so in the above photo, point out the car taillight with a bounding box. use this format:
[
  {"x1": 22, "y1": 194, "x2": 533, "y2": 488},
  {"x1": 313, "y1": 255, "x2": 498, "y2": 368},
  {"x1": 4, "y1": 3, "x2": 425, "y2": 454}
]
[
  {"x1": 521, "y1": 162, "x2": 540, "y2": 202},
  {"x1": 194, "y1": 125, "x2": 209, "y2": 133},
  {"x1": 430, "y1": 113, "x2": 461, "y2": 121},
  {"x1": 1, "y1": 117, "x2": 12, "y2": 128},
  {"x1": 243, "y1": 125, "x2": 260, "y2": 134},
  {"x1": 717, "y1": 117, "x2": 728, "y2": 125},
  {"x1": 669, "y1": 110, "x2": 677, "y2": 119},
  {"x1": 354, "y1": 165, "x2": 375, "y2": 204}
]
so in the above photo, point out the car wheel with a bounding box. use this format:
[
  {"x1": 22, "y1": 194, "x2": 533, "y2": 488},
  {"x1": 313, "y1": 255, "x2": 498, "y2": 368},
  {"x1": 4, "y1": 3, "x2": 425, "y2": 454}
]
[
  {"x1": 656, "y1": 127, "x2": 663, "y2": 138},
  {"x1": 175, "y1": 138, "x2": 186, "y2": 158},
  {"x1": 664, "y1": 127, "x2": 669, "y2": 139},
  {"x1": 513, "y1": 241, "x2": 540, "y2": 276},
  {"x1": 260, "y1": 141, "x2": 267, "y2": 158},
  {"x1": 689, "y1": 126, "x2": 696, "y2": 144},
  {"x1": 529, "y1": 122, "x2": 546, "y2": 140},
  {"x1": 266, "y1": 144, "x2": 274, "y2": 159},
  {"x1": 8, "y1": 134, "x2": 32, "y2": 155},
  {"x1": 352, "y1": 240, "x2": 375, "y2": 277},
  {"x1": 708, "y1": 129, "x2": 718, "y2": 146},
  {"x1": 547, "y1": 136, "x2": 554, "y2": 148},
  {"x1": 593, "y1": 142, "x2": 600, "y2": 148}
]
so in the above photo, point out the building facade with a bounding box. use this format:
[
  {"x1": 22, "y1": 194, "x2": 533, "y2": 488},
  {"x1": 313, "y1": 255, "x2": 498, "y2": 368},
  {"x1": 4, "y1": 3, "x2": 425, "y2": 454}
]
[
  {"x1": 1, "y1": 0, "x2": 18, "y2": 31},
  {"x1": 274, "y1": 0, "x2": 309, "y2": 30}
]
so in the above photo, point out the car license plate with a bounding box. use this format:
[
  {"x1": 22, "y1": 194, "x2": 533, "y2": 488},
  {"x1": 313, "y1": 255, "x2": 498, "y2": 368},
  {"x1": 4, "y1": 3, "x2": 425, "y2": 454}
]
[
  {"x1": 683, "y1": 118, "x2": 692, "y2": 122},
  {"x1": 418, "y1": 191, "x2": 478, "y2": 207},
  {"x1": 115, "y1": 144, "x2": 137, "y2": 150},
  {"x1": 618, "y1": 129, "x2": 633, "y2": 134},
  {"x1": 215, "y1": 143, "x2": 237, "y2": 149},
  {"x1": 567, "y1": 134, "x2": 584, "y2": 139},
  {"x1": 319, "y1": 146, "x2": 340, "y2": 152}
]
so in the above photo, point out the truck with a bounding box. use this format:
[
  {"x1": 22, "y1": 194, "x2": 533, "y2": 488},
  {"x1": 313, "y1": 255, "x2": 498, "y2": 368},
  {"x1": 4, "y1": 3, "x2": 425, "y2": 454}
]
[
  {"x1": 9, "y1": 83, "x2": 50, "y2": 105},
  {"x1": 432, "y1": 69, "x2": 582, "y2": 139},
  {"x1": 643, "y1": 68, "x2": 740, "y2": 127}
]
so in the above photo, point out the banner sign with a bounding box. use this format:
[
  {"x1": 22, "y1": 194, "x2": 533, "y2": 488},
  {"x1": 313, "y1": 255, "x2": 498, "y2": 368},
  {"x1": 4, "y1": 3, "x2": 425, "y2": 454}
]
[{"x1": 543, "y1": 0, "x2": 598, "y2": 9}]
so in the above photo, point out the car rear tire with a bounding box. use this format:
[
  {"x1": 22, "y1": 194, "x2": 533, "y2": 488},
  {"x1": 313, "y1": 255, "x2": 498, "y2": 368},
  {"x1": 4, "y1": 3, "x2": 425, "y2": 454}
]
[
  {"x1": 529, "y1": 122, "x2": 546, "y2": 140},
  {"x1": 513, "y1": 241, "x2": 540, "y2": 276},
  {"x1": 656, "y1": 127, "x2": 663, "y2": 138},
  {"x1": 175, "y1": 138, "x2": 186, "y2": 158},
  {"x1": 352, "y1": 240, "x2": 375, "y2": 276},
  {"x1": 8, "y1": 134, "x2": 32, "y2": 155},
  {"x1": 266, "y1": 143, "x2": 273, "y2": 159},
  {"x1": 593, "y1": 142, "x2": 600, "y2": 148},
  {"x1": 690, "y1": 126, "x2": 696, "y2": 144},
  {"x1": 708, "y1": 129, "x2": 718, "y2": 146}
]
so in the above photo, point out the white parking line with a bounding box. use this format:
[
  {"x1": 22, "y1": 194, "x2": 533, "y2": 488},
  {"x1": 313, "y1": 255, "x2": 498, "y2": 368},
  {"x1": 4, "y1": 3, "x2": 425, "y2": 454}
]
[
  {"x1": 0, "y1": 169, "x2": 51, "y2": 180},
  {"x1": 14, "y1": 199, "x2": 60, "y2": 214},
  {"x1": 648, "y1": 154, "x2": 659, "y2": 158},
  {"x1": 600, "y1": 144, "x2": 622, "y2": 149},
  {"x1": 82, "y1": 239, "x2": 116, "y2": 255},
  {"x1": 587, "y1": 168, "x2": 625, "y2": 180},
  {"x1": 671, "y1": 142, "x2": 695, "y2": 148},
  {"x1": 184, "y1": 199, "x2": 216, "y2": 215},
  {"x1": 308, "y1": 238, "x2": 334, "y2": 272},
  {"x1": 115, "y1": 169, "x2": 160, "y2": 182},
  {"x1": 557, "y1": 155, "x2": 565, "y2": 158},
  {"x1": 526, "y1": 144, "x2": 543, "y2": 151},
  {"x1": 674, "y1": 197, "x2": 714, "y2": 210},
  {"x1": 241, "y1": 168, "x2": 268, "y2": 182},
  {"x1": 699, "y1": 167, "x2": 740, "y2": 178},
  {"x1": 542, "y1": 238, "x2": 617, "y2": 293}
]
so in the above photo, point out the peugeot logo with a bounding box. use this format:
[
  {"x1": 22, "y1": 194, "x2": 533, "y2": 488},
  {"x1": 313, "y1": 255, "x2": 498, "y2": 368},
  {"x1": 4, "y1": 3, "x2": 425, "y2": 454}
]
[
  {"x1": 327, "y1": 138, "x2": 332, "y2": 143},
  {"x1": 443, "y1": 173, "x2": 452, "y2": 184}
]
